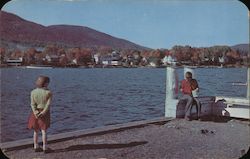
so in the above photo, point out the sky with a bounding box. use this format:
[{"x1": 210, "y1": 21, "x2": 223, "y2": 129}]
[{"x1": 2, "y1": 0, "x2": 249, "y2": 49}]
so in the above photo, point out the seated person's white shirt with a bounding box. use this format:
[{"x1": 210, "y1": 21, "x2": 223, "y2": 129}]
[{"x1": 192, "y1": 88, "x2": 199, "y2": 97}]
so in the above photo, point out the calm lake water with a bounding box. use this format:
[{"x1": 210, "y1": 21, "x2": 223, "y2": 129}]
[{"x1": 0, "y1": 67, "x2": 247, "y2": 142}]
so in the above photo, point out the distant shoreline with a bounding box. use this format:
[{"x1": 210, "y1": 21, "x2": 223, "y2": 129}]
[{"x1": 0, "y1": 64, "x2": 248, "y2": 69}]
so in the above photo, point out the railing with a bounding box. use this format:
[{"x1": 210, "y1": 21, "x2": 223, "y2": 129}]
[{"x1": 213, "y1": 96, "x2": 250, "y2": 119}]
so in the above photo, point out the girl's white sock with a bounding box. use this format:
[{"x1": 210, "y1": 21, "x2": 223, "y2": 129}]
[
  {"x1": 43, "y1": 144, "x2": 47, "y2": 150},
  {"x1": 34, "y1": 143, "x2": 39, "y2": 149},
  {"x1": 41, "y1": 130, "x2": 47, "y2": 150}
]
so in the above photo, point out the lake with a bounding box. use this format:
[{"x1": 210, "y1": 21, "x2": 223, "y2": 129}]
[{"x1": 0, "y1": 67, "x2": 247, "y2": 142}]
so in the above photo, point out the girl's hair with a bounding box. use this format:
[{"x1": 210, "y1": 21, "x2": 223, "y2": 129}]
[
  {"x1": 190, "y1": 79, "x2": 198, "y2": 90},
  {"x1": 35, "y1": 76, "x2": 50, "y2": 88}
]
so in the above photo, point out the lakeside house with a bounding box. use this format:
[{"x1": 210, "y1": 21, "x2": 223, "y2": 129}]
[
  {"x1": 125, "y1": 55, "x2": 135, "y2": 66},
  {"x1": 45, "y1": 54, "x2": 60, "y2": 64},
  {"x1": 72, "y1": 58, "x2": 77, "y2": 64},
  {"x1": 98, "y1": 51, "x2": 122, "y2": 66},
  {"x1": 162, "y1": 55, "x2": 177, "y2": 66},
  {"x1": 141, "y1": 57, "x2": 148, "y2": 65},
  {"x1": 93, "y1": 54, "x2": 100, "y2": 64},
  {"x1": 111, "y1": 60, "x2": 122, "y2": 66},
  {"x1": 6, "y1": 58, "x2": 23, "y2": 66},
  {"x1": 219, "y1": 56, "x2": 225, "y2": 64},
  {"x1": 147, "y1": 57, "x2": 161, "y2": 67},
  {"x1": 100, "y1": 56, "x2": 122, "y2": 66}
]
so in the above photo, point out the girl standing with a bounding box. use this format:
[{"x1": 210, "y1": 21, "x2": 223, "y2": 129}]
[{"x1": 28, "y1": 76, "x2": 52, "y2": 153}]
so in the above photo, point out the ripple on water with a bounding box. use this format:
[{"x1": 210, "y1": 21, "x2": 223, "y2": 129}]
[{"x1": 0, "y1": 68, "x2": 247, "y2": 142}]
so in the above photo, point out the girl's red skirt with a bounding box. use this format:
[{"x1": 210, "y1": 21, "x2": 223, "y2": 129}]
[{"x1": 27, "y1": 109, "x2": 50, "y2": 131}]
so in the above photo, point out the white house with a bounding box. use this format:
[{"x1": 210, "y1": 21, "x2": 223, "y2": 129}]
[
  {"x1": 72, "y1": 58, "x2": 78, "y2": 64},
  {"x1": 111, "y1": 60, "x2": 121, "y2": 66},
  {"x1": 6, "y1": 57, "x2": 23, "y2": 66},
  {"x1": 45, "y1": 55, "x2": 60, "y2": 63},
  {"x1": 100, "y1": 53, "x2": 122, "y2": 66},
  {"x1": 149, "y1": 62, "x2": 157, "y2": 67},
  {"x1": 102, "y1": 60, "x2": 109, "y2": 65},
  {"x1": 142, "y1": 57, "x2": 148, "y2": 63},
  {"x1": 93, "y1": 54, "x2": 100, "y2": 64},
  {"x1": 219, "y1": 56, "x2": 225, "y2": 63},
  {"x1": 162, "y1": 55, "x2": 177, "y2": 65}
]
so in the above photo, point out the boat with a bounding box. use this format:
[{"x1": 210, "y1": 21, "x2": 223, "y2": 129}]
[
  {"x1": 218, "y1": 64, "x2": 223, "y2": 68},
  {"x1": 25, "y1": 65, "x2": 53, "y2": 69},
  {"x1": 232, "y1": 82, "x2": 247, "y2": 86}
]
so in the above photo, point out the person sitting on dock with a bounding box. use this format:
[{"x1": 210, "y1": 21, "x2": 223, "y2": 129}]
[{"x1": 179, "y1": 71, "x2": 196, "y2": 121}]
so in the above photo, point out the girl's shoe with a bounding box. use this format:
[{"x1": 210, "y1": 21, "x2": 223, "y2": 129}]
[
  {"x1": 43, "y1": 148, "x2": 53, "y2": 154},
  {"x1": 34, "y1": 147, "x2": 43, "y2": 152},
  {"x1": 184, "y1": 116, "x2": 191, "y2": 121}
]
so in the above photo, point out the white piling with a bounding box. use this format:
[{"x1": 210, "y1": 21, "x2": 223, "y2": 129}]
[
  {"x1": 247, "y1": 67, "x2": 250, "y2": 99},
  {"x1": 165, "y1": 66, "x2": 179, "y2": 118}
]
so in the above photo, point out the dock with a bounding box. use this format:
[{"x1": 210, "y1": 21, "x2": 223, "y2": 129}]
[
  {"x1": 1, "y1": 117, "x2": 250, "y2": 159},
  {"x1": 1, "y1": 117, "x2": 170, "y2": 151}
]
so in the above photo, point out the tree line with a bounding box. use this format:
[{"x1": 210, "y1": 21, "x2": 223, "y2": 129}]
[{"x1": 0, "y1": 44, "x2": 249, "y2": 66}]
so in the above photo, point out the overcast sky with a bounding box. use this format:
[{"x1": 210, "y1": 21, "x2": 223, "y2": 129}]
[{"x1": 2, "y1": 0, "x2": 249, "y2": 49}]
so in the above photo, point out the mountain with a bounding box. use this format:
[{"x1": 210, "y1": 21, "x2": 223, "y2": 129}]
[
  {"x1": 231, "y1": 44, "x2": 249, "y2": 56},
  {"x1": 0, "y1": 11, "x2": 148, "y2": 50}
]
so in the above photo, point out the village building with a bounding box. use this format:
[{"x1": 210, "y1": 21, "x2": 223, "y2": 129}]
[
  {"x1": 93, "y1": 54, "x2": 100, "y2": 64},
  {"x1": 45, "y1": 54, "x2": 60, "y2": 64},
  {"x1": 162, "y1": 55, "x2": 177, "y2": 65},
  {"x1": 99, "y1": 51, "x2": 122, "y2": 66},
  {"x1": 6, "y1": 57, "x2": 23, "y2": 66}
]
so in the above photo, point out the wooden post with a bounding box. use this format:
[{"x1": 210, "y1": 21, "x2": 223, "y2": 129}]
[{"x1": 165, "y1": 66, "x2": 179, "y2": 117}]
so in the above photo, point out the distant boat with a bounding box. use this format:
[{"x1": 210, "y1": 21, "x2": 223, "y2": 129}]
[
  {"x1": 218, "y1": 64, "x2": 223, "y2": 68},
  {"x1": 26, "y1": 65, "x2": 53, "y2": 69},
  {"x1": 188, "y1": 66, "x2": 198, "y2": 69},
  {"x1": 232, "y1": 82, "x2": 247, "y2": 86}
]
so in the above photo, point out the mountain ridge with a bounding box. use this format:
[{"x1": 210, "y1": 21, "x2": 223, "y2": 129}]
[
  {"x1": 0, "y1": 11, "x2": 148, "y2": 50},
  {"x1": 0, "y1": 11, "x2": 248, "y2": 53}
]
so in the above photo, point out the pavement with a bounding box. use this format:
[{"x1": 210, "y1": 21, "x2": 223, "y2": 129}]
[{"x1": 3, "y1": 117, "x2": 250, "y2": 159}]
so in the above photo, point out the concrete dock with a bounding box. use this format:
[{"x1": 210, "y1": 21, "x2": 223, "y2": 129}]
[{"x1": 2, "y1": 117, "x2": 250, "y2": 159}]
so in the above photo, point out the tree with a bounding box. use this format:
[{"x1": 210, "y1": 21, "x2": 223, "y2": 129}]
[
  {"x1": 181, "y1": 45, "x2": 193, "y2": 61},
  {"x1": 59, "y1": 55, "x2": 68, "y2": 66},
  {"x1": 0, "y1": 47, "x2": 6, "y2": 64},
  {"x1": 58, "y1": 48, "x2": 66, "y2": 56},
  {"x1": 10, "y1": 49, "x2": 22, "y2": 59},
  {"x1": 66, "y1": 48, "x2": 77, "y2": 63},
  {"x1": 140, "y1": 50, "x2": 150, "y2": 58},
  {"x1": 24, "y1": 48, "x2": 37, "y2": 65},
  {"x1": 170, "y1": 46, "x2": 184, "y2": 62},
  {"x1": 34, "y1": 51, "x2": 45, "y2": 65},
  {"x1": 226, "y1": 50, "x2": 240, "y2": 64},
  {"x1": 43, "y1": 44, "x2": 59, "y2": 56},
  {"x1": 98, "y1": 46, "x2": 112, "y2": 55},
  {"x1": 190, "y1": 49, "x2": 201, "y2": 65},
  {"x1": 78, "y1": 48, "x2": 92, "y2": 65}
]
